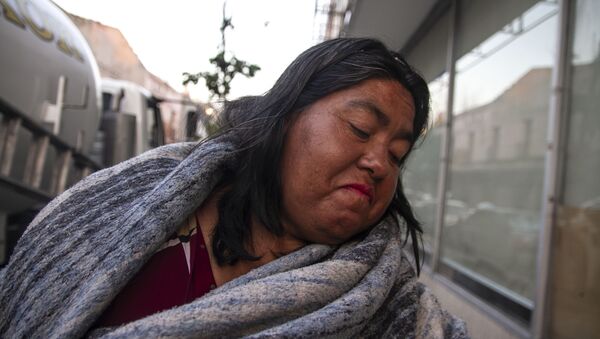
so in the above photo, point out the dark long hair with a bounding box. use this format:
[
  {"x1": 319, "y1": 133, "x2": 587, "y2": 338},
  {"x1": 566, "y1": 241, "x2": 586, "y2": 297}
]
[{"x1": 209, "y1": 38, "x2": 430, "y2": 274}]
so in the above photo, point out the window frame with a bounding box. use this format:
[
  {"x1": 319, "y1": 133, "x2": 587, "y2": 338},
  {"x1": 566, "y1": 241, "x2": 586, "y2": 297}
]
[{"x1": 404, "y1": 0, "x2": 575, "y2": 337}]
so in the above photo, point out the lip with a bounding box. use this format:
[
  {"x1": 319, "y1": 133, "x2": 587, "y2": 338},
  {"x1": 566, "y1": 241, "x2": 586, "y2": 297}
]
[{"x1": 343, "y1": 183, "x2": 374, "y2": 203}]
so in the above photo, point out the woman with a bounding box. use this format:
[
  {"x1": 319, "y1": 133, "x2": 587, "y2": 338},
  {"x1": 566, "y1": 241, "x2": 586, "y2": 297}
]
[{"x1": 0, "y1": 38, "x2": 467, "y2": 338}]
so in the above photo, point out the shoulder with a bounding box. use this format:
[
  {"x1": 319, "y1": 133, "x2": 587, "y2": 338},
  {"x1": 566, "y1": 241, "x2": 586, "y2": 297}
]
[
  {"x1": 83, "y1": 142, "x2": 197, "y2": 187},
  {"x1": 26, "y1": 142, "x2": 198, "y2": 233}
]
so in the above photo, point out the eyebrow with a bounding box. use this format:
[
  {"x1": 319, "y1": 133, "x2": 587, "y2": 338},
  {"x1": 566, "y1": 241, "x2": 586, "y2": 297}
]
[{"x1": 347, "y1": 100, "x2": 414, "y2": 141}]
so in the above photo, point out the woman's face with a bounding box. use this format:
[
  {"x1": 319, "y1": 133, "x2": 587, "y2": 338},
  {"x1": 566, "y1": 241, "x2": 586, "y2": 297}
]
[{"x1": 280, "y1": 78, "x2": 415, "y2": 245}]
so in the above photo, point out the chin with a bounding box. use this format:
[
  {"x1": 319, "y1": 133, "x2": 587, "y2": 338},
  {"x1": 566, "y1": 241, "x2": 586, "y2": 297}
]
[
  {"x1": 318, "y1": 235, "x2": 348, "y2": 246},
  {"x1": 315, "y1": 223, "x2": 372, "y2": 245}
]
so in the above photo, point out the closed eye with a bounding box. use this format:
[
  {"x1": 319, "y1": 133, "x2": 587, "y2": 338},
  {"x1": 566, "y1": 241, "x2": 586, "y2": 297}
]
[
  {"x1": 349, "y1": 123, "x2": 370, "y2": 140},
  {"x1": 389, "y1": 152, "x2": 403, "y2": 167}
]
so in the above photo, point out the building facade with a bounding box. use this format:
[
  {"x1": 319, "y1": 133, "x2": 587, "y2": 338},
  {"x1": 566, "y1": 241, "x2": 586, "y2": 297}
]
[{"x1": 330, "y1": 0, "x2": 600, "y2": 338}]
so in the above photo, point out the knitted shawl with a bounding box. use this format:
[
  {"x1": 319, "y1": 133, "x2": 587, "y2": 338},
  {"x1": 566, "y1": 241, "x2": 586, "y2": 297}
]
[{"x1": 0, "y1": 135, "x2": 468, "y2": 338}]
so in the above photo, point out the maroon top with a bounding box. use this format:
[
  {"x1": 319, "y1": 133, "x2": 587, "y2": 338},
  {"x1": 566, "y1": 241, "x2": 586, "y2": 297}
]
[{"x1": 95, "y1": 215, "x2": 216, "y2": 327}]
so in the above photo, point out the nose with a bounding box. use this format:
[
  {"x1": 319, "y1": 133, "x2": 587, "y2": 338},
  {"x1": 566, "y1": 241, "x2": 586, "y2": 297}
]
[{"x1": 357, "y1": 145, "x2": 389, "y2": 181}]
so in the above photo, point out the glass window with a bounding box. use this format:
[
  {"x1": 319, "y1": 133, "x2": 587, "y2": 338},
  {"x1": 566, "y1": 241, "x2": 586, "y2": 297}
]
[
  {"x1": 404, "y1": 72, "x2": 448, "y2": 263},
  {"x1": 441, "y1": 0, "x2": 559, "y2": 313},
  {"x1": 551, "y1": 0, "x2": 600, "y2": 337}
]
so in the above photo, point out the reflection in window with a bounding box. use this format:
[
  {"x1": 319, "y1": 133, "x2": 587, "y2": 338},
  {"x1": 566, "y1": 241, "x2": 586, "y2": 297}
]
[
  {"x1": 552, "y1": 0, "x2": 600, "y2": 337},
  {"x1": 442, "y1": 1, "x2": 558, "y2": 306},
  {"x1": 403, "y1": 73, "x2": 448, "y2": 259}
]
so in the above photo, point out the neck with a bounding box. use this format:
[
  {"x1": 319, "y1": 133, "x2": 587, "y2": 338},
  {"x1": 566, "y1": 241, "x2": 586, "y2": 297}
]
[
  {"x1": 194, "y1": 189, "x2": 305, "y2": 286},
  {"x1": 247, "y1": 216, "x2": 306, "y2": 264}
]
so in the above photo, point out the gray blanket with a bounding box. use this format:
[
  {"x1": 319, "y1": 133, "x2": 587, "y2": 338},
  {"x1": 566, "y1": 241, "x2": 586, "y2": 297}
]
[{"x1": 0, "y1": 136, "x2": 468, "y2": 338}]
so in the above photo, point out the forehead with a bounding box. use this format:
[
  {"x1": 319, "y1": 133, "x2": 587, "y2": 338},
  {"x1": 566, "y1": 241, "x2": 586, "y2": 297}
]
[{"x1": 317, "y1": 78, "x2": 416, "y2": 123}]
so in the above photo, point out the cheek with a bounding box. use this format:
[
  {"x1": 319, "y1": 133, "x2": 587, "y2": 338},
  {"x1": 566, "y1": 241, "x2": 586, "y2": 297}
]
[
  {"x1": 371, "y1": 179, "x2": 398, "y2": 220},
  {"x1": 281, "y1": 117, "x2": 348, "y2": 193},
  {"x1": 385, "y1": 178, "x2": 398, "y2": 202},
  {"x1": 280, "y1": 124, "x2": 328, "y2": 211}
]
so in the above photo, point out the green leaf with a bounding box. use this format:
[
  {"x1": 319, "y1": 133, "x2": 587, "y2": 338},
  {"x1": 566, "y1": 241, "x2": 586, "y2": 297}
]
[{"x1": 182, "y1": 10, "x2": 260, "y2": 100}]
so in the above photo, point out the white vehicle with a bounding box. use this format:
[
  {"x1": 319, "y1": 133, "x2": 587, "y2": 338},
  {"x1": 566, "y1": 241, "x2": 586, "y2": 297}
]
[
  {"x1": 0, "y1": 0, "x2": 165, "y2": 265},
  {"x1": 0, "y1": 0, "x2": 103, "y2": 265},
  {"x1": 99, "y1": 78, "x2": 164, "y2": 166},
  {"x1": 0, "y1": 0, "x2": 102, "y2": 152}
]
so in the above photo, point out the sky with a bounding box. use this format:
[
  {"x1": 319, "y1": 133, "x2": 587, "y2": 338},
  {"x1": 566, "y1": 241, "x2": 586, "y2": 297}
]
[
  {"x1": 425, "y1": 2, "x2": 560, "y2": 120},
  {"x1": 452, "y1": 2, "x2": 559, "y2": 114},
  {"x1": 52, "y1": 0, "x2": 318, "y2": 102}
]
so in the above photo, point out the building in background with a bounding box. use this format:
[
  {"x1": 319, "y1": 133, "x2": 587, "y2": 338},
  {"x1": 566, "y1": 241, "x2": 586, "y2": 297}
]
[
  {"x1": 313, "y1": 0, "x2": 351, "y2": 41},
  {"x1": 68, "y1": 14, "x2": 209, "y2": 143},
  {"x1": 320, "y1": 0, "x2": 600, "y2": 338}
]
